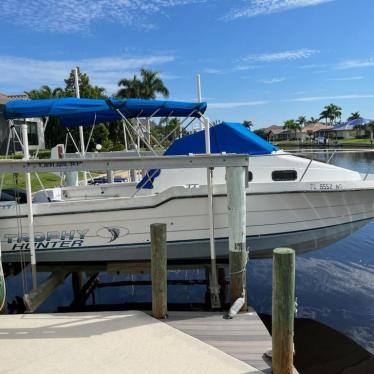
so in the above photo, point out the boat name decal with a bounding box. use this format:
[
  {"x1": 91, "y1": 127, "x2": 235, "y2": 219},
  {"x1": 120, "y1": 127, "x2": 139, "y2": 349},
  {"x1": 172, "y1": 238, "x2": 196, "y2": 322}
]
[{"x1": 4, "y1": 229, "x2": 89, "y2": 251}]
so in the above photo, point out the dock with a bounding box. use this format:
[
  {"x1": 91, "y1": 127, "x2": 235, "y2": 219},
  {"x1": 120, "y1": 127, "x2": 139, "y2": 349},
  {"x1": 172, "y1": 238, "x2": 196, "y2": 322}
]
[
  {"x1": 166, "y1": 309, "x2": 272, "y2": 372},
  {"x1": 0, "y1": 310, "x2": 267, "y2": 374}
]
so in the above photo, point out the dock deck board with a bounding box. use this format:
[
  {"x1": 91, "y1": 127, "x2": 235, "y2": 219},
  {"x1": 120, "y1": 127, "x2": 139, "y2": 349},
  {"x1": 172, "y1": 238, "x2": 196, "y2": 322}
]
[{"x1": 166, "y1": 309, "x2": 272, "y2": 372}]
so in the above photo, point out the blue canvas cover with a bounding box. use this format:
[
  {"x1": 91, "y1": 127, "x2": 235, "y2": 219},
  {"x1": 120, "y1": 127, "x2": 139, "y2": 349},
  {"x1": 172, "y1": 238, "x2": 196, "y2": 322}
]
[
  {"x1": 4, "y1": 98, "x2": 207, "y2": 127},
  {"x1": 4, "y1": 98, "x2": 108, "y2": 119},
  {"x1": 59, "y1": 99, "x2": 206, "y2": 127},
  {"x1": 137, "y1": 122, "x2": 277, "y2": 189}
]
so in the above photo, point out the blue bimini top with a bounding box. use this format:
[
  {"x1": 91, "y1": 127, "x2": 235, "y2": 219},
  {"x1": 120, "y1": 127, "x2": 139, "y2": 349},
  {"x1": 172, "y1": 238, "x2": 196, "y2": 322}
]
[
  {"x1": 4, "y1": 98, "x2": 207, "y2": 127},
  {"x1": 137, "y1": 121, "x2": 277, "y2": 189}
]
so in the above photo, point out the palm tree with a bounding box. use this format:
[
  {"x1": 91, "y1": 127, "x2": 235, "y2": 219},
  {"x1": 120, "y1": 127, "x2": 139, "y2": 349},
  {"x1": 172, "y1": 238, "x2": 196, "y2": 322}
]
[
  {"x1": 117, "y1": 68, "x2": 169, "y2": 99},
  {"x1": 139, "y1": 68, "x2": 169, "y2": 99},
  {"x1": 297, "y1": 116, "x2": 307, "y2": 128},
  {"x1": 348, "y1": 112, "x2": 361, "y2": 121},
  {"x1": 26, "y1": 85, "x2": 64, "y2": 99},
  {"x1": 117, "y1": 75, "x2": 143, "y2": 98},
  {"x1": 283, "y1": 119, "x2": 300, "y2": 140},
  {"x1": 243, "y1": 120, "x2": 254, "y2": 130},
  {"x1": 319, "y1": 104, "x2": 342, "y2": 125},
  {"x1": 306, "y1": 116, "x2": 318, "y2": 124}
]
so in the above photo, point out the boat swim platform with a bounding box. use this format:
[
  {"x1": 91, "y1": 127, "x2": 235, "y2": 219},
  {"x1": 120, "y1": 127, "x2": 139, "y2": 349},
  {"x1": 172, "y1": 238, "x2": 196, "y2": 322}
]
[{"x1": 0, "y1": 310, "x2": 265, "y2": 374}]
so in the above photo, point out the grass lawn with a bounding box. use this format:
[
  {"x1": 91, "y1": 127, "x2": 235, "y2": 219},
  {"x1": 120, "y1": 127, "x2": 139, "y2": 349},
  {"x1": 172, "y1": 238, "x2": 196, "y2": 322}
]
[
  {"x1": 274, "y1": 138, "x2": 374, "y2": 147},
  {"x1": 1, "y1": 171, "x2": 108, "y2": 193},
  {"x1": 1, "y1": 172, "x2": 62, "y2": 192}
]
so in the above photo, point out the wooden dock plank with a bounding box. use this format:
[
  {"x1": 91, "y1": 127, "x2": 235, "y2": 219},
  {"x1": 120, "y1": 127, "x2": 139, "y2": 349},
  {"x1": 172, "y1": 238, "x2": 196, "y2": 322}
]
[{"x1": 166, "y1": 309, "x2": 272, "y2": 372}]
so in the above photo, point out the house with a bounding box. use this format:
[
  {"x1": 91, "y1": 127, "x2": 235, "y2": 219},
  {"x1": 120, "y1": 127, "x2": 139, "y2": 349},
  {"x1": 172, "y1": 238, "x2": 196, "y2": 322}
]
[
  {"x1": 331, "y1": 118, "x2": 372, "y2": 139},
  {"x1": 262, "y1": 125, "x2": 292, "y2": 141},
  {"x1": 299, "y1": 122, "x2": 334, "y2": 141},
  {"x1": 0, "y1": 93, "x2": 45, "y2": 155}
]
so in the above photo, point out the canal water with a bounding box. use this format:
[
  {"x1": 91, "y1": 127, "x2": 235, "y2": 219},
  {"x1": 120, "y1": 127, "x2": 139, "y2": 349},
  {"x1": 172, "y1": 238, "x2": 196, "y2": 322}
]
[{"x1": 3, "y1": 150, "x2": 374, "y2": 359}]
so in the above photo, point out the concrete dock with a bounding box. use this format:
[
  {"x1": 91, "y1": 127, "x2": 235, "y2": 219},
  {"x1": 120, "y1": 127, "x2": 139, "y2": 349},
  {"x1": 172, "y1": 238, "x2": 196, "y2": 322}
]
[{"x1": 0, "y1": 310, "x2": 264, "y2": 374}]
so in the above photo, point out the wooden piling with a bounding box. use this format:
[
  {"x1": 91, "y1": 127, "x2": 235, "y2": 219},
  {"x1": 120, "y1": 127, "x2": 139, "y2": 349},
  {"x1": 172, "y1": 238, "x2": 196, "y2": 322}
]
[
  {"x1": 272, "y1": 248, "x2": 295, "y2": 374},
  {"x1": 151, "y1": 223, "x2": 167, "y2": 319},
  {"x1": 226, "y1": 166, "x2": 247, "y2": 308},
  {"x1": 72, "y1": 272, "x2": 85, "y2": 300}
]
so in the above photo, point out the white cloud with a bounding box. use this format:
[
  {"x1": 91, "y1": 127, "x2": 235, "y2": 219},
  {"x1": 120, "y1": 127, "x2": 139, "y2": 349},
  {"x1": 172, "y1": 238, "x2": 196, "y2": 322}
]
[
  {"x1": 336, "y1": 58, "x2": 374, "y2": 70},
  {"x1": 261, "y1": 77, "x2": 286, "y2": 84},
  {"x1": 203, "y1": 68, "x2": 226, "y2": 75},
  {"x1": 223, "y1": 0, "x2": 335, "y2": 21},
  {"x1": 326, "y1": 76, "x2": 364, "y2": 81},
  {"x1": 0, "y1": 0, "x2": 205, "y2": 33},
  {"x1": 243, "y1": 49, "x2": 318, "y2": 62},
  {"x1": 288, "y1": 94, "x2": 374, "y2": 102},
  {"x1": 209, "y1": 101, "x2": 268, "y2": 109},
  {"x1": 0, "y1": 55, "x2": 175, "y2": 95}
]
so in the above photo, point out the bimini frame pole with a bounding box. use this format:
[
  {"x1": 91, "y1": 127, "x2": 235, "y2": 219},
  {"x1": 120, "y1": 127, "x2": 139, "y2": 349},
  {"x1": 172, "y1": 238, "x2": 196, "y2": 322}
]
[
  {"x1": 196, "y1": 74, "x2": 203, "y2": 131},
  {"x1": 204, "y1": 116, "x2": 220, "y2": 308},
  {"x1": 74, "y1": 67, "x2": 87, "y2": 186},
  {"x1": 21, "y1": 124, "x2": 37, "y2": 290}
]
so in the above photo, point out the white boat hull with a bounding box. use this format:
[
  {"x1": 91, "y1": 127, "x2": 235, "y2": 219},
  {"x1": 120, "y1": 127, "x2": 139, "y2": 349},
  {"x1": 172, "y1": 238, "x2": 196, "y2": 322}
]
[{"x1": 1, "y1": 186, "x2": 374, "y2": 262}]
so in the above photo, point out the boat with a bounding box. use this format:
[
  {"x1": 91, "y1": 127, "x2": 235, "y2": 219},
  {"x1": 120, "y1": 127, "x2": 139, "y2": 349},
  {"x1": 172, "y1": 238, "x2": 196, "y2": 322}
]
[{"x1": 1, "y1": 98, "x2": 374, "y2": 263}]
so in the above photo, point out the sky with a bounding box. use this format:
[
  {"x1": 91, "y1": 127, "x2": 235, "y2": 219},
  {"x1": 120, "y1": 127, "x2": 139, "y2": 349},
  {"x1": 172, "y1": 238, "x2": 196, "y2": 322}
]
[{"x1": 0, "y1": 0, "x2": 374, "y2": 128}]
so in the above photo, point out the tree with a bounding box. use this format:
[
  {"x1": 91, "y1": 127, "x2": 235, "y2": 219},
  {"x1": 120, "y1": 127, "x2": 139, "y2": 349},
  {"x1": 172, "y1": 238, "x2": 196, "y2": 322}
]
[
  {"x1": 348, "y1": 112, "x2": 361, "y2": 121},
  {"x1": 319, "y1": 104, "x2": 342, "y2": 125},
  {"x1": 243, "y1": 120, "x2": 254, "y2": 130},
  {"x1": 354, "y1": 121, "x2": 374, "y2": 144},
  {"x1": 254, "y1": 128, "x2": 267, "y2": 139},
  {"x1": 297, "y1": 116, "x2": 307, "y2": 128},
  {"x1": 151, "y1": 117, "x2": 186, "y2": 146},
  {"x1": 25, "y1": 68, "x2": 108, "y2": 149},
  {"x1": 283, "y1": 119, "x2": 300, "y2": 139},
  {"x1": 117, "y1": 68, "x2": 169, "y2": 99},
  {"x1": 64, "y1": 67, "x2": 106, "y2": 99},
  {"x1": 307, "y1": 116, "x2": 318, "y2": 124}
]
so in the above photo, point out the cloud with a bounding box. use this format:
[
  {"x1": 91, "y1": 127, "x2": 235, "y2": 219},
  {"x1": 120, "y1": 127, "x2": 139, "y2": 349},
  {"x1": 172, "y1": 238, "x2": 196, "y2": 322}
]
[
  {"x1": 203, "y1": 65, "x2": 257, "y2": 75},
  {"x1": 203, "y1": 68, "x2": 226, "y2": 75},
  {"x1": 326, "y1": 76, "x2": 364, "y2": 81},
  {"x1": 209, "y1": 101, "x2": 268, "y2": 109},
  {"x1": 261, "y1": 77, "x2": 286, "y2": 84},
  {"x1": 223, "y1": 0, "x2": 335, "y2": 21},
  {"x1": 243, "y1": 49, "x2": 318, "y2": 62},
  {"x1": 0, "y1": 54, "x2": 175, "y2": 95},
  {"x1": 336, "y1": 58, "x2": 374, "y2": 70},
  {"x1": 0, "y1": 0, "x2": 206, "y2": 33},
  {"x1": 287, "y1": 94, "x2": 374, "y2": 102}
]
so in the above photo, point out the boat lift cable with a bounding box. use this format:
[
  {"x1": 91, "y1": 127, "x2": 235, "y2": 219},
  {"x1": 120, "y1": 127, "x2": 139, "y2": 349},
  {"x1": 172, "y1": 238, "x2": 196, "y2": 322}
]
[
  {"x1": 0, "y1": 247, "x2": 6, "y2": 312},
  {"x1": 65, "y1": 128, "x2": 95, "y2": 184},
  {"x1": 85, "y1": 113, "x2": 97, "y2": 153},
  {"x1": 0, "y1": 122, "x2": 12, "y2": 197}
]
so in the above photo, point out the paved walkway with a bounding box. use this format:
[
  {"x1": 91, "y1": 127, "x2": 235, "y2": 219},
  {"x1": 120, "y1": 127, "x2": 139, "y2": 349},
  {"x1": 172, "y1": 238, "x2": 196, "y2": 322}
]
[{"x1": 0, "y1": 311, "x2": 263, "y2": 374}]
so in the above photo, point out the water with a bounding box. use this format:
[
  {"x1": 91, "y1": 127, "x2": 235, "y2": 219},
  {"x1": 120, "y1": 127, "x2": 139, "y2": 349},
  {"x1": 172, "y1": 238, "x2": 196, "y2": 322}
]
[{"x1": 3, "y1": 151, "x2": 374, "y2": 355}]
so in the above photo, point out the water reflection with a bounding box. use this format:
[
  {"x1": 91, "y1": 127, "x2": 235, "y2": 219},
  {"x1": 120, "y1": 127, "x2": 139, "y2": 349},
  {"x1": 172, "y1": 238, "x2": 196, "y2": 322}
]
[{"x1": 249, "y1": 150, "x2": 374, "y2": 354}]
